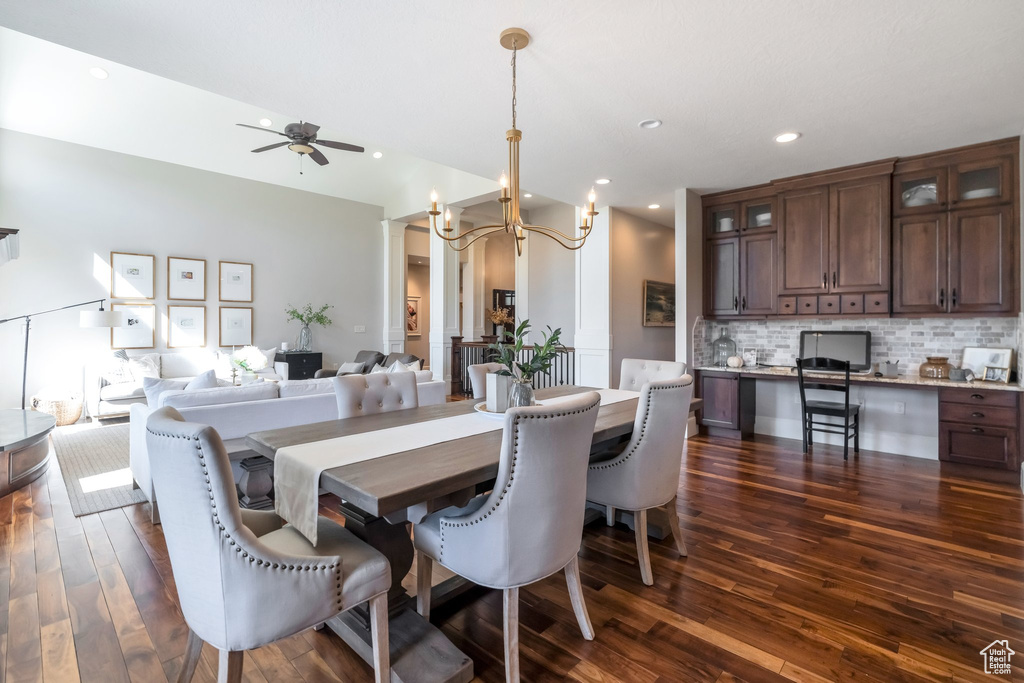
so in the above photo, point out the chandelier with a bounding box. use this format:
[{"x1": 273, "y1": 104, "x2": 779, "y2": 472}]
[{"x1": 430, "y1": 28, "x2": 598, "y2": 256}]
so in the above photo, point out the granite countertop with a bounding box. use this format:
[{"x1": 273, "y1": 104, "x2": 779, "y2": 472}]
[
  {"x1": 693, "y1": 365, "x2": 1024, "y2": 392},
  {"x1": 0, "y1": 409, "x2": 57, "y2": 450}
]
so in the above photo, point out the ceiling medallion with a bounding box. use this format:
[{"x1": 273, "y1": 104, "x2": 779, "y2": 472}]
[{"x1": 429, "y1": 27, "x2": 597, "y2": 256}]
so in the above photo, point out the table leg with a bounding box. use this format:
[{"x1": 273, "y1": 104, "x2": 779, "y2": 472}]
[{"x1": 329, "y1": 501, "x2": 474, "y2": 683}]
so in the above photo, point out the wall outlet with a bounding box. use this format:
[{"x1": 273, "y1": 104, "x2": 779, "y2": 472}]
[
  {"x1": 354, "y1": 325, "x2": 366, "y2": 333},
  {"x1": 894, "y1": 401, "x2": 906, "y2": 414}
]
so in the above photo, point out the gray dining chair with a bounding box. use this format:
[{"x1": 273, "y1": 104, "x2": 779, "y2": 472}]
[
  {"x1": 467, "y1": 362, "x2": 504, "y2": 399},
  {"x1": 586, "y1": 376, "x2": 693, "y2": 586},
  {"x1": 413, "y1": 393, "x2": 602, "y2": 683},
  {"x1": 145, "y1": 407, "x2": 392, "y2": 683},
  {"x1": 618, "y1": 358, "x2": 687, "y2": 391},
  {"x1": 333, "y1": 371, "x2": 418, "y2": 418}
]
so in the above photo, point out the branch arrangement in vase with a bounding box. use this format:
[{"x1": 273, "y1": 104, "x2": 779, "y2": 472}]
[
  {"x1": 285, "y1": 303, "x2": 333, "y2": 352},
  {"x1": 488, "y1": 319, "x2": 565, "y2": 382}
]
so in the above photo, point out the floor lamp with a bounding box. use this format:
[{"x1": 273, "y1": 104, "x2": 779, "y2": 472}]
[{"x1": 0, "y1": 299, "x2": 124, "y2": 410}]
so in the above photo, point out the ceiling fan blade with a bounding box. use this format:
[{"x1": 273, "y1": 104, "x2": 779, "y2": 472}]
[
  {"x1": 300, "y1": 122, "x2": 320, "y2": 137},
  {"x1": 308, "y1": 147, "x2": 330, "y2": 166},
  {"x1": 314, "y1": 139, "x2": 365, "y2": 153},
  {"x1": 236, "y1": 123, "x2": 287, "y2": 137},
  {"x1": 251, "y1": 141, "x2": 291, "y2": 153}
]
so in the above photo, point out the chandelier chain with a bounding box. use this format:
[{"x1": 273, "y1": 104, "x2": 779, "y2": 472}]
[{"x1": 511, "y1": 40, "x2": 517, "y2": 129}]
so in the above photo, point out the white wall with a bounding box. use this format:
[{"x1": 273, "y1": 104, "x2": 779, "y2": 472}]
[
  {"x1": 525, "y1": 203, "x2": 576, "y2": 346},
  {"x1": 609, "y1": 209, "x2": 676, "y2": 388},
  {"x1": 0, "y1": 129, "x2": 384, "y2": 408}
]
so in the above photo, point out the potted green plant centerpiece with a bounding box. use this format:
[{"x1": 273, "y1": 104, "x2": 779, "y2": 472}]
[
  {"x1": 285, "y1": 303, "x2": 333, "y2": 352},
  {"x1": 488, "y1": 319, "x2": 566, "y2": 408}
]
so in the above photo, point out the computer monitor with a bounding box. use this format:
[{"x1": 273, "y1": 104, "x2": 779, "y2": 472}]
[{"x1": 798, "y1": 331, "x2": 872, "y2": 372}]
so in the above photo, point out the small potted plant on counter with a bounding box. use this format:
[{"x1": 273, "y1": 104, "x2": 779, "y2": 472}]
[{"x1": 285, "y1": 303, "x2": 333, "y2": 352}]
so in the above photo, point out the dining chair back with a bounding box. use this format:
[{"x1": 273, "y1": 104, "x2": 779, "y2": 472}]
[
  {"x1": 467, "y1": 362, "x2": 504, "y2": 399},
  {"x1": 333, "y1": 371, "x2": 418, "y2": 418},
  {"x1": 618, "y1": 358, "x2": 687, "y2": 391}
]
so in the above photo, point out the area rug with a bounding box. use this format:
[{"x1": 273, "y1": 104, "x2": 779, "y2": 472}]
[{"x1": 51, "y1": 422, "x2": 147, "y2": 517}]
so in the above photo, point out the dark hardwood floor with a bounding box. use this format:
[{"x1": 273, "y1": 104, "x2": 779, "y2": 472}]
[{"x1": 3, "y1": 432, "x2": 1023, "y2": 682}]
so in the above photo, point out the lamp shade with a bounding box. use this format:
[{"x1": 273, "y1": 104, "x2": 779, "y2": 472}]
[{"x1": 80, "y1": 309, "x2": 125, "y2": 328}]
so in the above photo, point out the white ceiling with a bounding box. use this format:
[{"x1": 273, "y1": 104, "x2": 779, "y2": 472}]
[{"x1": 2, "y1": 1, "x2": 1024, "y2": 229}]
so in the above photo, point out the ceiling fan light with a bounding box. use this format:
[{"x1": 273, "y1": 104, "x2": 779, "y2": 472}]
[{"x1": 288, "y1": 143, "x2": 315, "y2": 155}]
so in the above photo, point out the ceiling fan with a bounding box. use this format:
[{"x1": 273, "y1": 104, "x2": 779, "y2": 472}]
[{"x1": 236, "y1": 121, "x2": 364, "y2": 167}]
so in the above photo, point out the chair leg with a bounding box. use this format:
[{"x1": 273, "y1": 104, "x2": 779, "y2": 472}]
[
  {"x1": 216, "y1": 650, "x2": 243, "y2": 683},
  {"x1": 801, "y1": 412, "x2": 808, "y2": 454},
  {"x1": 806, "y1": 414, "x2": 813, "y2": 447},
  {"x1": 416, "y1": 551, "x2": 432, "y2": 621},
  {"x1": 369, "y1": 592, "x2": 391, "y2": 683},
  {"x1": 666, "y1": 497, "x2": 688, "y2": 557},
  {"x1": 854, "y1": 413, "x2": 860, "y2": 453},
  {"x1": 843, "y1": 416, "x2": 849, "y2": 461},
  {"x1": 503, "y1": 587, "x2": 520, "y2": 683},
  {"x1": 177, "y1": 629, "x2": 203, "y2": 683},
  {"x1": 563, "y1": 555, "x2": 594, "y2": 640},
  {"x1": 634, "y1": 508, "x2": 654, "y2": 586},
  {"x1": 605, "y1": 505, "x2": 615, "y2": 527}
]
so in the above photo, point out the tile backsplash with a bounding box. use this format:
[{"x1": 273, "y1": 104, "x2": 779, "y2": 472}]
[{"x1": 693, "y1": 316, "x2": 1020, "y2": 377}]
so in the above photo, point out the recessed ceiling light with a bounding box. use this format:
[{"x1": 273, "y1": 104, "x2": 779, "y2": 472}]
[
  {"x1": 372, "y1": 151, "x2": 383, "y2": 159},
  {"x1": 638, "y1": 119, "x2": 662, "y2": 129},
  {"x1": 595, "y1": 178, "x2": 611, "y2": 185},
  {"x1": 523, "y1": 193, "x2": 533, "y2": 198},
  {"x1": 775, "y1": 132, "x2": 801, "y2": 143},
  {"x1": 648, "y1": 204, "x2": 661, "y2": 209},
  {"x1": 259, "y1": 118, "x2": 273, "y2": 127},
  {"x1": 89, "y1": 67, "x2": 108, "y2": 80}
]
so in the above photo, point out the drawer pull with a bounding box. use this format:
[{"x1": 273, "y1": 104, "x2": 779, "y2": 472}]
[
  {"x1": 971, "y1": 412, "x2": 984, "y2": 418},
  {"x1": 971, "y1": 427, "x2": 984, "y2": 434},
  {"x1": 971, "y1": 393, "x2": 984, "y2": 400}
]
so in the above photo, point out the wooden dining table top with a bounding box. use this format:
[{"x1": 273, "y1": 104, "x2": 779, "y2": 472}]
[{"x1": 246, "y1": 385, "x2": 702, "y2": 518}]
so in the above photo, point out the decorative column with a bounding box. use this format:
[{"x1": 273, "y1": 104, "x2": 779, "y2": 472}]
[
  {"x1": 574, "y1": 206, "x2": 612, "y2": 388},
  {"x1": 381, "y1": 219, "x2": 408, "y2": 354},
  {"x1": 461, "y1": 236, "x2": 488, "y2": 340},
  {"x1": 430, "y1": 205, "x2": 462, "y2": 392},
  {"x1": 514, "y1": 231, "x2": 529, "y2": 333},
  {"x1": 674, "y1": 188, "x2": 703, "y2": 364}
]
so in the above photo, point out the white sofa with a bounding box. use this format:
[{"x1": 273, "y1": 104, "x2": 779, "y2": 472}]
[
  {"x1": 130, "y1": 371, "x2": 446, "y2": 520},
  {"x1": 86, "y1": 349, "x2": 285, "y2": 419}
]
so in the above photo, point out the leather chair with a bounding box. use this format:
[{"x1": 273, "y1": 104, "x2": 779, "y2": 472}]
[
  {"x1": 467, "y1": 362, "x2": 504, "y2": 399},
  {"x1": 618, "y1": 358, "x2": 687, "y2": 391},
  {"x1": 413, "y1": 392, "x2": 602, "y2": 683},
  {"x1": 314, "y1": 349, "x2": 387, "y2": 378},
  {"x1": 333, "y1": 371, "x2": 419, "y2": 419},
  {"x1": 586, "y1": 376, "x2": 693, "y2": 586},
  {"x1": 145, "y1": 407, "x2": 391, "y2": 683}
]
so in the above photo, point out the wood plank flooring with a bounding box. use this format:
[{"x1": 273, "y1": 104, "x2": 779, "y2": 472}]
[{"x1": 4, "y1": 431, "x2": 1022, "y2": 681}]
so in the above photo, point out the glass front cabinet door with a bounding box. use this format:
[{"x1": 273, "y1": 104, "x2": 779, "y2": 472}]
[
  {"x1": 951, "y1": 157, "x2": 1013, "y2": 208},
  {"x1": 893, "y1": 167, "x2": 947, "y2": 214},
  {"x1": 706, "y1": 204, "x2": 739, "y2": 237}
]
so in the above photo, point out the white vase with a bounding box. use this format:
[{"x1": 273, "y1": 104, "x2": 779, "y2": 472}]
[
  {"x1": 239, "y1": 371, "x2": 258, "y2": 385},
  {"x1": 486, "y1": 374, "x2": 511, "y2": 413},
  {"x1": 496, "y1": 324, "x2": 506, "y2": 339}
]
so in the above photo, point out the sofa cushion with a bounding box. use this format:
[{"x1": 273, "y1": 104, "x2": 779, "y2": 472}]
[
  {"x1": 186, "y1": 369, "x2": 219, "y2": 391},
  {"x1": 353, "y1": 350, "x2": 385, "y2": 370},
  {"x1": 129, "y1": 353, "x2": 161, "y2": 382},
  {"x1": 386, "y1": 360, "x2": 416, "y2": 373},
  {"x1": 99, "y1": 382, "x2": 145, "y2": 401},
  {"x1": 160, "y1": 350, "x2": 218, "y2": 379},
  {"x1": 160, "y1": 382, "x2": 279, "y2": 409},
  {"x1": 142, "y1": 377, "x2": 188, "y2": 405},
  {"x1": 338, "y1": 361, "x2": 364, "y2": 375},
  {"x1": 414, "y1": 370, "x2": 435, "y2": 384},
  {"x1": 278, "y1": 378, "x2": 336, "y2": 398},
  {"x1": 368, "y1": 364, "x2": 387, "y2": 374}
]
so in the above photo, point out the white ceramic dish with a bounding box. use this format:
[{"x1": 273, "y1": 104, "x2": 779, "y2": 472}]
[
  {"x1": 962, "y1": 188, "x2": 999, "y2": 200},
  {"x1": 754, "y1": 213, "x2": 771, "y2": 226}
]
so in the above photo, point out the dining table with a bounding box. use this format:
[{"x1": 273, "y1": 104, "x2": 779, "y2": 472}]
[{"x1": 245, "y1": 384, "x2": 701, "y2": 683}]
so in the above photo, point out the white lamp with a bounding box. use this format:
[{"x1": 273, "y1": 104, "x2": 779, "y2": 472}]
[{"x1": 80, "y1": 307, "x2": 125, "y2": 328}]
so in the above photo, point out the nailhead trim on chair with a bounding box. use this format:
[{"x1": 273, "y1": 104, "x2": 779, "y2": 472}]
[
  {"x1": 588, "y1": 379, "x2": 691, "y2": 472},
  {"x1": 437, "y1": 400, "x2": 600, "y2": 562},
  {"x1": 147, "y1": 425, "x2": 346, "y2": 610}
]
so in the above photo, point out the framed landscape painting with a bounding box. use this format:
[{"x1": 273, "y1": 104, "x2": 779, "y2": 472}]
[
  {"x1": 168, "y1": 305, "x2": 206, "y2": 348},
  {"x1": 167, "y1": 257, "x2": 206, "y2": 301},
  {"x1": 110, "y1": 252, "x2": 155, "y2": 299},
  {"x1": 219, "y1": 306, "x2": 253, "y2": 347},
  {"x1": 111, "y1": 303, "x2": 156, "y2": 349},
  {"x1": 219, "y1": 261, "x2": 253, "y2": 302},
  {"x1": 643, "y1": 280, "x2": 675, "y2": 327}
]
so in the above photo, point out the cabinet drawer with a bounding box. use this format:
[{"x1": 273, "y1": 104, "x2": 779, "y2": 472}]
[
  {"x1": 938, "y1": 387, "x2": 1017, "y2": 408},
  {"x1": 939, "y1": 422, "x2": 1017, "y2": 469},
  {"x1": 797, "y1": 296, "x2": 818, "y2": 315},
  {"x1": 865, "y1": 293, "x2": 889, "y2": 313},
  {"x1": 840, "y1": 295, "x2": 863, "y2": 314},
  {"x1": 818, "y1": 295, "x2": 840, "y2": 314},
  {"x1": 779, "y1": 297, "x2": 797, "y2": 315},
  {"x1": 939, "y1": 402, "x2": 1017, "y2": 428}
]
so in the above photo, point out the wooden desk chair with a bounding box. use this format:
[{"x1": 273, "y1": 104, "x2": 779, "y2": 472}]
[{"x1": 796, "y1": 357, "x2": 860, "y2": 460}]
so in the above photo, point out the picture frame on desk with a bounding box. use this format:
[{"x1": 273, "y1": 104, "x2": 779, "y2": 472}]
[
  {"x1": 962, "y1": 346, "x2": 1012, "y2": 378},
  {"x1": 982, "y1": 365, "x2": 1010, "y2": 384}
]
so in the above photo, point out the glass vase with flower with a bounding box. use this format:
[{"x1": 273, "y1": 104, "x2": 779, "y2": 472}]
[{"x1": 487, "y1": 319, "x2": 566, "y2": 408}]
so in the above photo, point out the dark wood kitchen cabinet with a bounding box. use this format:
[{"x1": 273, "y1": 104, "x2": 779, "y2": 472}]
[
  {"x1": 696, "y1": 370, "x2": 755, "y2": 438},
  {"x1": 739, "y1": 233, "x2": 776, "y2": 315},
  {"x1": 895, "y1": 138, "x2": 1017, "y2": 215},
  {"x1": 705, "y1": 237, "x2": 739, "y2": 317},
  {"x1": 778, "y1": 185, "x2": 829, "y2": 295},
  {"x1": 830, "y1": 175, "x2": 890, "y2": 293},
  {"x1": 892, "y1": 213, "x2": 948, "y2": 314}
]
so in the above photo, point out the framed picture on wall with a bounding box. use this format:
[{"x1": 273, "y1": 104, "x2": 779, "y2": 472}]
[
  {"x1": 111, "y1": 303, "x2": 156, "y2": 349},
  {"x1": 219, "y1": 306, "x2": 253, "y2": 347},
  {"x1": 168, "y1": 305, "x2": 206, "y2": 348},
  {"x1": 642, "y1": 280, "x2": 675, "y2": 327},
  {"x1": 219, "y1": 261, "x2": 253, "y2": 302},
  {"x1": 406, "y1": 296, "x2": 421, "y2": 337},
  {"x1": 110, "y1": 252, "x2": 156, "y2": 299},
  {"x1": 167, "y1": 257, "x2": 206, "y2": 300}
]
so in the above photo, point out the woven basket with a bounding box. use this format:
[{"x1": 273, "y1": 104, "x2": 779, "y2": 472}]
[{"x1": 31, "y1": 394, "x2": 83, "y2": 426}]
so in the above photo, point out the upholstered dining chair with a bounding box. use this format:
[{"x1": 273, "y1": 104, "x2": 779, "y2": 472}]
[
  {"x1": 586, "y1": 376, "x2": 693, "y2": 586},
  {"x1": 145, "y1": 407, "x2": 391, "y2": 683},
  {"x1": 413, "y1": 392, "x2": 602, "y2": 683},
  {"x1": 467, "y1": 362, "x2": 504, "y2": 399},
  {"x1": 333, "y1": 371, "x2": 418, "y2": 419},
  {"x1": 618, "y1": 358, "x2": 687, "y2": 391}
]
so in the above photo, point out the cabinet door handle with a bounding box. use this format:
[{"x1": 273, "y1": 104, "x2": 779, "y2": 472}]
[
  {"x1": 822, "y1": 272, "x2": 827, "y2": 289},
  {"x1": 939, "y1": 288, "x2": 945, "y2": 307},
  {"x1": 971, "y1": 393, "x2": 985, "y2": 400},
  {"x1": 733, "y1": 296, "x2": 738, "y2": 311},
  {"x1": 971, "y1": 412, "x2": 984, "y2": 418},
  {"x1": 832, "y1": 272, "x2": 837, "y2": 288},
  {"x1": 951, "y1": 288, "x2": 957, "y2": 307},
  {"x1": 742, "y1": 296, "x2": 747, "y2": 310},
  {"x1": 971, "y1": 427, "x2": 984, "y2": 434}
]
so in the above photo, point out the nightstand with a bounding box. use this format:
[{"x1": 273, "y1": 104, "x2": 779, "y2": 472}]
[{"x1": 274, "y1": 351, "x2": 323, "y2": 380}]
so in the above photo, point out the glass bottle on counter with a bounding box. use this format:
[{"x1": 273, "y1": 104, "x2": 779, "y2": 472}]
[{"x1": 712, "y1": 328, "x2": 736, "y2": 367}]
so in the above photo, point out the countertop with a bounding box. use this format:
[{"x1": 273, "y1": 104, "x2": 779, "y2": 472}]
[
  {"x1": 0, "y1": 409, "x2": 57, "y2": 451},
  {"x1": 694, "y1": 366, "x2": 1024, "y2": 392}
]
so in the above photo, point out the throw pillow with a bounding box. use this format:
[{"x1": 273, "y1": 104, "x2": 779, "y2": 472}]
[
  {"x1": 260, "y1": 347, "x2": 279, "y2": 370},
  {"x1": 101, "y1": 350, "x2": 133, "y2": 385},
  {"x1": 387, "y1": 360, "x2": 416, "y2": 373},
  {"x1": 129, "y1": 353, "x2": 161, "y2": 382},
  {"x1": 339, "y1": 361, "x2": 364, "y2": 374},
  {"x1": 368, "y1": 363, "x2": 387, "y2": 374},
  {"x1": 186, "y1": 369, "x2": 219, "y2": 391},
  {"x1": 142, "y1": 377, "x2": 188, "y2": 406}
]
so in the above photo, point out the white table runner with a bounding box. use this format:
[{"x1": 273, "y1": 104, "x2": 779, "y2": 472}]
[{"x1": 274, "y1": 388, "x2": 639, "y2": 545}]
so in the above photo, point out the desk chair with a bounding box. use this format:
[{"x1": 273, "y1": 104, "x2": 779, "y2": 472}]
[{"x1": 796, "y1": 357, "x2": 860, "y2": 460}]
